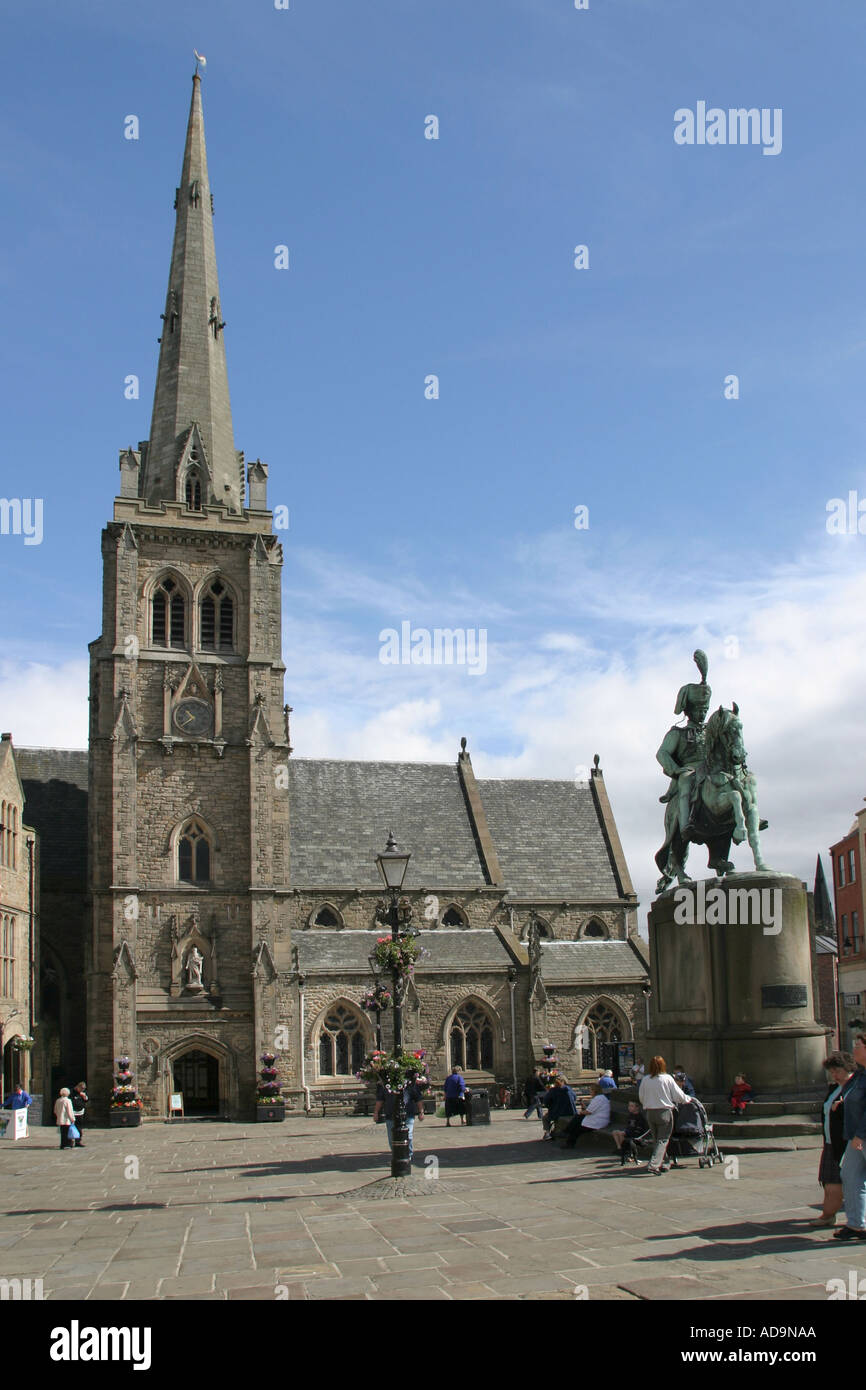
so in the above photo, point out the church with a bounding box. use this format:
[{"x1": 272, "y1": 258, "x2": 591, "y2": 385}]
[{"x1": 12, "y1": 75, "x2": 650, "y2": 1119}]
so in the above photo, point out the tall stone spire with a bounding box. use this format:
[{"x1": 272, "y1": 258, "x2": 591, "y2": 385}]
[{"x1": 140, "y1": 74, "x2": 241, "y2": 512}]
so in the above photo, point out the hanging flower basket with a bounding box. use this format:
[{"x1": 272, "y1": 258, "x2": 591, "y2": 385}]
[
  {"x1": 372, "y1": 936, "x2": 428, "y2": 976},
  {"x1": 356, "y1": 1048, "x2": 431, "y2": 1094},
  {"x1": 12, "y1": 1036, "x2": 35, "y2": 1052},
  {"x1": 360, "y1": 985, "x2": 393, "y2": 1012}
]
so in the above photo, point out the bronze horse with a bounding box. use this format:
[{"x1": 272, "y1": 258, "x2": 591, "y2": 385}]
[{"x1": 655, "y1": 704, "x2": 769, "y2": 894}]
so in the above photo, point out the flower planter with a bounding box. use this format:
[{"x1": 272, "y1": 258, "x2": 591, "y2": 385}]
[
  {"x1": 256, "y1": 1102, "x2": 285, "y2": 1123},
  {"x1": 109, "y1": 1110, "x2": 142, "y2": 1127}
]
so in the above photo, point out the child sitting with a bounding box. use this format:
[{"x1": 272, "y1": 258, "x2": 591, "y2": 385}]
[
  {"x1": 729, "y1": 1073, "x2": 753, "y2": 1116},
  {"x1": 612, "y1": 1100, "x2": 649, "y2": 1165}
]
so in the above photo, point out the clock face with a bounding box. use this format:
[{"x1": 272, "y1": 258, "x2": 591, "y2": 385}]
[{"x1": 172, "y1": 697, "x2": 213, "y2": 738}]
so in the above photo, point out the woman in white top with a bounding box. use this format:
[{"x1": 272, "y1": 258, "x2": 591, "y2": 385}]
[
  {"x1": 638, "y1": 1057, "x2": 689, "y2": 1173},
  {"x1": 563, "y1": 1085, "x2": 612, "y2": 1148},
  {"x1": 54, "y1": 1087, "x2": 76, "y2": 1150}
]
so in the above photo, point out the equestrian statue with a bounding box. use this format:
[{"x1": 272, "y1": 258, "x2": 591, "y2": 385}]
[{"x1": 654, "y1": 650, "x2": 771, "y2": 895}]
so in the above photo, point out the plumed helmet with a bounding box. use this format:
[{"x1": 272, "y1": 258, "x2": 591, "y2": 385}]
[{"x1": 674, "y1": 649, "x2": 711, "y2": 717}]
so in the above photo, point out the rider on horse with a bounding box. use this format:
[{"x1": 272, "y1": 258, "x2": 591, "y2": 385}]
[{"x1": 656, "y1": 650, "x2": 711, "y2": 858}]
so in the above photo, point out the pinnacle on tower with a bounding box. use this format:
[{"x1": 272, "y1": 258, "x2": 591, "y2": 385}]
[{"x1": 139, "y1": 73, "x2": 241, "y2": 513}]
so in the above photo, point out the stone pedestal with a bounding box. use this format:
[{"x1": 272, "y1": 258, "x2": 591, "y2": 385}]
[{"x1": 647, "y1": 873, "x2": 828, "y2": 1093}]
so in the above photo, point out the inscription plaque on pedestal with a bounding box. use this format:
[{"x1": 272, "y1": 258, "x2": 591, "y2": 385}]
[{"x1": 761, "y1": 984, "x2": 808, "y2": 1009}]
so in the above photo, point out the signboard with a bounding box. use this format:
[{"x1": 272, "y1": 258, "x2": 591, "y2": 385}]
[
  {"x1": 0, "y1": 1108, "x2": 28, "y2": 1140},
  {"x1": 617, "y1": 1043, "x2": 635, "y2": 1075},
  {"x1": 168, "y1": 1092, "x2": 184, "y2": 1120},
  {"x1": 761, "y1": 984, "x2": 808, "y2": 1009}
]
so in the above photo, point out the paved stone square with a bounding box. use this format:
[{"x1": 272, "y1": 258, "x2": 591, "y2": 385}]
[{"x1": 0, "y1": 1112, "x2": 860, "y2": 1301}]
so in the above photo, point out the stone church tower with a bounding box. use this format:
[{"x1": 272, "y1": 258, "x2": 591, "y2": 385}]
[{"x1": 87, "y1": 74, "x2": 288, "y2": 1118}]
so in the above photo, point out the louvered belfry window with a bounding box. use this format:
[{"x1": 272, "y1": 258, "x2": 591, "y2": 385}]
[
  {"x1": 200, "y1": 578, "x2": 233, "y2": 652},
  {"x1": 152, "y1": 577, "x2": 186, "y2": 648}
]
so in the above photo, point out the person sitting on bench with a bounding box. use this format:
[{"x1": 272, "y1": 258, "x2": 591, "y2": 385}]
[{"x1": 563, "y1": 1084, "x2": 611, "y2": 1148}]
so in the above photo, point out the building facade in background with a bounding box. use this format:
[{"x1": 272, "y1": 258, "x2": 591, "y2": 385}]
[
  {"x1": 0, "y1": 733, "x2": 38, "y2": 1100},
  {"x1": 830, "y1": 805, "x2": 866, "y2": 1048}
]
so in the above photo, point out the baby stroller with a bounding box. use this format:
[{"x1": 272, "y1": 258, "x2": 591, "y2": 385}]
[{"x1": 668, "y1": 1097, "x2": 724, "y2": 1169}]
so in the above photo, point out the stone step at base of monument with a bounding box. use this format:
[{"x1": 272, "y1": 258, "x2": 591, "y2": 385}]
[
  {"x1": 710, "y1": 1116, "x2": 821, "y2": 1140},
  {"x1": 711, "y1": 1134, "x2": 823, "y2": 1154},
  {"x1": 704, "y1": 1100, "x2": 819, "y2": 1118}
]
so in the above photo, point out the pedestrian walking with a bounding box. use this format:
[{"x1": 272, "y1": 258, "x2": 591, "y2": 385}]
[
  {"x1": 832, "y1": 1032, "x2": 866, "y2": 1243},
  {"x1": 638, "y1": 1056, "x2": 689, "y2": 1174},
  {"x1": 443, "y1": 1065, "x2": 468, "y2": 1126},
  {"x1": 54, "y1": 1088, "x2": 76, "y2": 1150},
  {"x1": 630, "y1": 1057, "x2": 646, "y2": 1085},
  {"x1": 523, "y1": 1067, "x2": 546, "y2": 1120},
  {"x1": 373, "y1": 1080, "x2": 425, "y2": 1163},
  {"x1": 72, "y1": 1082, "x2": 88, "y2": 1147},
  {"x1": 812, "y1": 1050, "x2": 856, "y2": 1228}
]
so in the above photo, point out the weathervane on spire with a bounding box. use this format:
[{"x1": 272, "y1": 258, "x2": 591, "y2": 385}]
[{"x1": 193, "y1": 50, "x2": 207, "y2": 77}]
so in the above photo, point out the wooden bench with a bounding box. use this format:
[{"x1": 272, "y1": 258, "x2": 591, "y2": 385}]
[{"x1": 318, "y1": 1091, "x2": 375, "y2": 1117}]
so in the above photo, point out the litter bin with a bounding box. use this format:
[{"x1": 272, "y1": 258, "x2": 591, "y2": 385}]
[{"x1": 465, "y1": 1089, "x2": 490, "y2": 1125}]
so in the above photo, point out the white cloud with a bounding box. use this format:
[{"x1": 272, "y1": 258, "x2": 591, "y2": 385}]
[{"x1": 0, "y1": 659, "x2": 88, "y2": 747}]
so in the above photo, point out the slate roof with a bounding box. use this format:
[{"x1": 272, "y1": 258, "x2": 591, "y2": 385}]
[
  {"x1": 476, "y1": 778, "x2": 619, "y2": 898},
  {"x1": 288, "y1": 760, "x2": 488, "y2": 890},
  {"x1": 539, "y1": 940, "x2": 648, "y2": 983},
  {"x1": 295, "y1": 929, "x2": 512, "y2": 975},
  {"x1": 15, "y1": 750, "x2": 631, "y2": 906}
]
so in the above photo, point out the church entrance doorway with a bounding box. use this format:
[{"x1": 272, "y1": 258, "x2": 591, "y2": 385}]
[{"x1": 173, "y1": 1049, "x2": 220, "y2": 1115}]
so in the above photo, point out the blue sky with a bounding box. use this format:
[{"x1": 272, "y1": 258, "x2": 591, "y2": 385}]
[{"x1": 1, "y1": 0, "x2": 865, "y2": 918}]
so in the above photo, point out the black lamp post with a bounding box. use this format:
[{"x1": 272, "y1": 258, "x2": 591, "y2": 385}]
[{"x1": 375, "y1": 831, "x2": 412, "y2": 1179}]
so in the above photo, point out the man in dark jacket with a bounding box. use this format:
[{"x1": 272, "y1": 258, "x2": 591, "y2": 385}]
[
  {"x1": 542, "y1": 1076, "x2": 577, "y2": 1140},
  {"x1": 834, "y1": 1033, "x2": 866, "y2": 1242},
  {"x1": 672, "y1": 1065, "x2": 697, "y2": 1098}
]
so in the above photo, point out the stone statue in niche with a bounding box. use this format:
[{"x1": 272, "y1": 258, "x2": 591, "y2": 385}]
[{"x1": 184, "y1": 945, "x2": 205, "y2": 993}]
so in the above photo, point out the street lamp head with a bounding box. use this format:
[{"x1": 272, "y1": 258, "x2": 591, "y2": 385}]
[{"x1": 376, "y1": 830, "x2": 411, "y2": 891}]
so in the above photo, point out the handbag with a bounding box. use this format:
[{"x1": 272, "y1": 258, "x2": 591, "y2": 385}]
[{"x1": 68, "y1": 1123, "x2": 80, "y2": 1141}]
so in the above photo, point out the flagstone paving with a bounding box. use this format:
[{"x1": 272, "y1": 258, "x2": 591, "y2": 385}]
[{"x1": 0, "y1": 1112, "x2": 860, "y2": 1301}]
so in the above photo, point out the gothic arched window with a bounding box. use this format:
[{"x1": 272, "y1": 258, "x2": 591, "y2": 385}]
[
  {"x1": 152, "y1": 576, "x2": 187, "y2": 649},
  {"x1": 578, "y1": 1002, "x2": 624, "y2": 1073},
  {"x1": 442, "y1": 905, "x2": 468, "y2": 927},
  {"x1": 1, "y1": 915, "x2": 13, "y2": 996},
  {"x1": 200, "y1": 578, "x2": 234, "y2": 652},
  {"x1": 450, "y1": 1002, "x2": 494, "y2": 1071},
  {"x1": 318, "y1": 1004, "x2": 366, "y2": 1077},
  {"x1": 581, "y1": 918, "x2": 607, "y2": 939},
  {"x1": 178, "y1": 820, "x2": 211, "y2": 884},
  {"x1": 313, "y1": 906, "x2": 342, "y2": 928}
]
